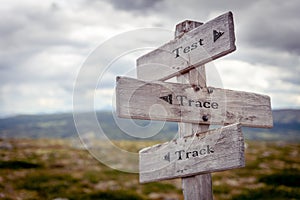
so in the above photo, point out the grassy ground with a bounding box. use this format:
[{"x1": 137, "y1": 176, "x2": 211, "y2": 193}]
[{"x1": 0, "y1": 138, "x2": 299, "y2": 200}]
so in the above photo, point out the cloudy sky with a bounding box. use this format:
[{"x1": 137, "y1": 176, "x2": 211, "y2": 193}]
[{"x1": 1, "y1": 0, "x2": 300, "y2": 117}]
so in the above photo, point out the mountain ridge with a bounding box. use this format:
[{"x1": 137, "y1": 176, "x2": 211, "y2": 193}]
[{"x1": 0, "y1": 109, "x2": 299, "y2": 141}]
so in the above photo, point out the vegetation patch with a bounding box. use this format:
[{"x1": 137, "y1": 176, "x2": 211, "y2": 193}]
[
  {"x1": 0, "y1": 139, "x2": 298, "y2": 200},
  {"x1": 259, "y1": 168, "x2": 300, "y2": 187},
  {"x1": 17, "y1": 171, "x2": 78, "y2": 199},
  {"x1": 213, "y1": 184, "x2": 231, "y2": 194},
  {"x1": 0, "y1": 160, "x2": 42, "y2": 169},
  {"x1": 69, "y1": 190, "x2": 144, "y2": 200},
  {"x1": 232, "y1": 186, "x2": 300, "y2": 200},
  {"x1": 142, "y1": 182, "x2": 178, "y2": 195}
]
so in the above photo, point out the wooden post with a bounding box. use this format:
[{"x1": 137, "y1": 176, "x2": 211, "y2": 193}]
[{"x1": 175, "y1": 20, "x2": 213, "y2": 200}]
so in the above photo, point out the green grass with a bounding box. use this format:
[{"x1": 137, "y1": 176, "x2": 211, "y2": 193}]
[
  {"x1": 230, "y1": 168, "x2": 300, "y2": 199},
  {"x1": 142, "y1": 182, "x2": 178, "y2": 194},
  {"x1": 232, "y1": 187, "x2": 300, "y2": 200},
  {"x1": 17, "y1": 171, "x2": 78, "y2": 199},
  {"x1": 258, "y1": 168, "x2": 300, "y2": 187},
  {"x1": 213, "y1": 184, "x2": 231, "y2": 194},
  {"x1": 0, "y1": 139, "x2": 299, "y2": 199},
  {"x1": 83, "y1": 170, "x2": 102, "y2": 184}
]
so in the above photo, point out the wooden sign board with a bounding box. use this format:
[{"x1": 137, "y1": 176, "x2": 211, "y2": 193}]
[
  {"x1": 139, "y1": 123, "x2": 245, "y2": 183},
  {"x1": 116, "y1": 76, "x2": 273, "y2": 128},
  {"x1": 137, "y1": 12, "x2": 236, "y2": 81}
]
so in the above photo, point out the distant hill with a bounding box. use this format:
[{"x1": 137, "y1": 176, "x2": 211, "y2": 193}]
[
  {"x1": 0, "y1": 110, "x2": 299, "y2": 141},
  {"x1": 243, "y1": 109, "x2": 300, "y2": 141},
  {"x1": 0, "y1": 112, "x2": 177, "y2": 141}
]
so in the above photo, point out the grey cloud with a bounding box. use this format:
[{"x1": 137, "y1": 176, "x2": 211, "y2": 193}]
[
  {"x1": 238, "y1": 0, "x2": 300, "y2": 54},
  {"x1": 281, "y1": 71, "x2": 300, "y2": 86},
  {"x1": 0, "y1": 7, "x2": 85, "y2": 50},
  {"x1": 0, "y1": 3, "x2": 89, "y2": 88},
  {"x1": 1, "y1": 0, "x2": 300, "y2": 116},
  {"x1": 107, "y1": 0, "x2": 163, "y2": 12},
  {"x1": 229, "y1": 45, "x2": 300, "y2": 69}
]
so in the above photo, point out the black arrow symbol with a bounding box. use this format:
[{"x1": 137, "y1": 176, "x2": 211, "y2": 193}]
[
  {"x1": 163, "y1": 152, "x2": 170, "y2": 162},
  {"x1": 213, "y1": 30, "x2": 224, "y2": 42},
  {"x1": 159, "y1": 94, "x2": 172, "y2": 105}
]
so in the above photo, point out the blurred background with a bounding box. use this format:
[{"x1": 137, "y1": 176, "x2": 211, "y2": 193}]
[{"x1": 0, "y1": 0, "x2": 299, "y2": 199}]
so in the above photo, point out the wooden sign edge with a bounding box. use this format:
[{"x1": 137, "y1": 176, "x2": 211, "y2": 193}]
[
  {"x1": 139, "y1": 123, "x2": 245, "y2": 183},
  {"x1": 136, "y1": 11, "x2": 236, "y2": 81},
  {"x1": 115, "y1": 76, "x2": 273, "y2": 128}
]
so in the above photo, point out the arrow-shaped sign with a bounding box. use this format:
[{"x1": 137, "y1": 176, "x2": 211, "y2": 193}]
[
  {"x1": 116, "y1": 76, "x2": 273, "y2": 128},
  {"x1": 139, "y1": 123, "x2": 245, "y2": 183},
  {"x1": 137, "y1": 12, "x2": 236, "y2": 81}
]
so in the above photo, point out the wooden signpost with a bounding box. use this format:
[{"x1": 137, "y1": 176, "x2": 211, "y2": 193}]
[
  {"x1": 115, "y1": 11, "x2": 273, "y2": 199},
  {"x1": 116, "y1": 76, "x2": 273, "y2": 128}
]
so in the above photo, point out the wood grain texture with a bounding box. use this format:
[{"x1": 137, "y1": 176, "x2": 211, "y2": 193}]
[
  {"x1": 116, "y1": 76, "x2": 273, "y2": 128},
  {"x1": 139, "y1": 123, "x2": 245, "y2": 183},
  {"x1": 182, "y1": 174, "x2": 212, "y2": 200},
  {"x1": 136, "y1": 12, "x2": 236, "y2": 81}
]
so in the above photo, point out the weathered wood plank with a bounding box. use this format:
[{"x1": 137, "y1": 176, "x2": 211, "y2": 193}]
[
  {"x1": 137, "y1": 12, "x2": 236, "y2": 81},
  {"x1": 182, "y1": 174, "x2": 212, "y2": 200},
  {"x1": 139, "y1": 123, "x2": 245, "y2": 183},
  {"x1": 116, "y1": 76, "x2": 273, "y2": 128}
]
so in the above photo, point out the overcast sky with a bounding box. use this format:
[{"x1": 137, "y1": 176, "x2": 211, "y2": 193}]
[{"x1": 1, "y1": 0, "x2": 300, "y2": 117}]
